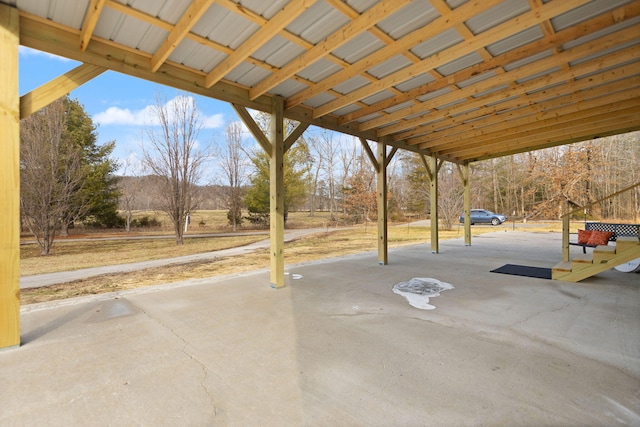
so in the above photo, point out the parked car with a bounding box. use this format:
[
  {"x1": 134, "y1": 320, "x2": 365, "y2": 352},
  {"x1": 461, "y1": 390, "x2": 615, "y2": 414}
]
[{"x1": 459, "y1": 209, "x2": 507, "y2": 226}]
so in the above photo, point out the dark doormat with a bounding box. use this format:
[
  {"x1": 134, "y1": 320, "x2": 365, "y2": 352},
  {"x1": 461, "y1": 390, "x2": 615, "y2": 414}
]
[{"x1": 490, "y1": 264, "x2": 552, "y2": 279}]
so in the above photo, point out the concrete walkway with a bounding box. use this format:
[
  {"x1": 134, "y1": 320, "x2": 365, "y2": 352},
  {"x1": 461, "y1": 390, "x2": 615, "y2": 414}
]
[
  {"x1": 20, "y1": 227, "x2": 332, "y2": 288},
  {"x1": 3, "y1": 231, "x2": 639, "y2": 426}
]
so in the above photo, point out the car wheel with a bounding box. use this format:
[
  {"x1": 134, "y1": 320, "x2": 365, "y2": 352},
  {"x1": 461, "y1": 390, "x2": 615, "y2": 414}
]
[{"x1": 491, "y1": 218, "x2": 500, "y2": 226}]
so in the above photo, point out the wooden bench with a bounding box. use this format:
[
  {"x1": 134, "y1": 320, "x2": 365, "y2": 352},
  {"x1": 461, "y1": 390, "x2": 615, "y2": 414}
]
[{"x1": 570, "y1": 222, "x2": 640, "y2": 253}]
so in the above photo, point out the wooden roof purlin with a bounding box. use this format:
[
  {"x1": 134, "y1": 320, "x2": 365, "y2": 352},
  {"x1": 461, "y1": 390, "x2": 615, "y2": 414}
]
[{"x1": 8, "y1": 0, "x2": 640, "y2": 164}]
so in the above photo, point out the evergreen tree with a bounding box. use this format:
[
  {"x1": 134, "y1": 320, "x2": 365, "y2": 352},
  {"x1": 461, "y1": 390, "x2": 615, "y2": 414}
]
[
  {"x1": 244, "y1": 140, "x2": 312, "y2": 223},
  {"x1": 62, "y1": 97, "x2": 120, "y2": 230}
]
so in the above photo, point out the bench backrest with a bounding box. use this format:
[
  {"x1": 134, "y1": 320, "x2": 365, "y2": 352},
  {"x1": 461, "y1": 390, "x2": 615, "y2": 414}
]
[{"x1": 585, "y1": 222, "x2": 640, "y2": 241}]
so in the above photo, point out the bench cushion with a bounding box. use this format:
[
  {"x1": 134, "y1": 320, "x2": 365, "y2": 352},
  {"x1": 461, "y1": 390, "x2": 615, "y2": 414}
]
[
  {"x1": 577, "y1": 229, "x2": 592, "y2": 244},
  {"x1": 586, "y1": 230, "x2": 614, "y2": 246}
]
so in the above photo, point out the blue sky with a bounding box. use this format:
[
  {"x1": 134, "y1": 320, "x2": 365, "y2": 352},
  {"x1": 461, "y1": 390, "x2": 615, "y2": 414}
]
[{"x1": 19, "y1": 46, "x2": 239, "y2": 177}]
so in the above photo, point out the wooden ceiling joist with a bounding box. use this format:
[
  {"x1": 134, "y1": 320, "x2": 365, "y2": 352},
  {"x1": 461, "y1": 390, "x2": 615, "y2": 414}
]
[
  {"x1": 8, "y1": 0, "x2": 639, "y2": 164},
  {"x1": 342, "y1": 1, "x2": 640, "y2": 127},
  {"x1": 416, "y1": 72, "x2": 640, "y2": 151},
  {"x1": 248, "y1": 0, "x2": 410, "y2": 101},
  {"x1": 284, "y1": 0, "x2": 504, "y2": 110},
  {"x1": 20, "y1": 63, "x2": 106, "y2": 119},
  {"x1": 312, "y1": 0, "x2": 590, "y2": 119},
  {"x1": 387, "y1": 41, "x2": 640, "y2": 146},
  {"x1": 204, "y1": 0, "x2": 315, "y2": 88},
  {"x1": 79, "y1": 0, "x2": 106, "y2": 51},
  {"x1": 151, "y1": 0, "x2": 216, "y2": 72}
]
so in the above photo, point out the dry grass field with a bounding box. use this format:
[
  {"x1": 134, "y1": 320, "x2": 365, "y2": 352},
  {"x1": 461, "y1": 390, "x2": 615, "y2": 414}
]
[{"x1": 20, "y1": 211, "x2": 566, "y2": 304}]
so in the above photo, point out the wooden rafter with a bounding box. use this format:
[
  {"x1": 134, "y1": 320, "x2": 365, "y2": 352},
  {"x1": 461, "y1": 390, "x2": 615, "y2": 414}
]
[
  {"x1": 18, "y1": 11, "x2": 378, "y2": 143},
  {"x1": 151, "y1": 0, "x2": 215, "y2": 73},
  {"x1": 441, "y1": 98, "x2": 640, "y2": 159},
  {"x1": 340, "y1": 2, "x2": 640, "y2": 126},
  {"x1": 447, "y1": 105, "x2": 640, "y2": 162},
  {"x1": 79, "y1": 0, "x2": 107, "y2": 51},
  {"x1": 284, "y1": 0, "x2": 504, "y2": 110},
  {"x1": 231, "y1": 104, "x2": 271, "y2": 154},
  {"x1": 390, "y1": 29, "x2": 640, "y2": 142},
  {"x1": 20, "y1": 63, "x2": 106, "y2": 119},
  {"x1": 10, "y1": 0, "x2": 639, "y2": 165},
  {"x1": 313, "y1": 0, "x2": 589, "y2": 119},
  {"x1": 381, "y1": 27, "x2": 640, "y2": 138},
  {"x1": 415, "y1": 69, "x2": 640, "y2": 150},
  {"x1": 204, "y1": 0, "x2": 315, "y2": 88},
  {"x1": 284, "y1": 121, "x2": 310, "y2": 152},
  {"x1": 248, "y1": 0, "x2": 410, "y2": 101}
]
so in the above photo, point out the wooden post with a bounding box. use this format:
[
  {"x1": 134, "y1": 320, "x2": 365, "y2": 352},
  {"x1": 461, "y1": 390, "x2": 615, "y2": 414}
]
[
  {"x1": 377, "y1": 140, "x2": 388, "y2": 265},
  {"x1": 270, "y1": 96, "x2": 285, "y2": 288},
  {"x1": 429, "y1": 155, "x2": 439, "y2": 254},
  {"x1": 562, "y1": 214, "x2": 570, "y2": 262},
  {"x1": 0, "y1": 3, "x2": 21, "y2": 349},
  {"x1": 460, "y1": 163, "x2": 471, "y2": 246}
]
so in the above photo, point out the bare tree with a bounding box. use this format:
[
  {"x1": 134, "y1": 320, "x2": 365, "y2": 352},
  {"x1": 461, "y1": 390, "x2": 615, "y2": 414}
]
[
  {"x1": 118, "y1": 157, "x2": 145, "y2": 232},
  {"x1": 221, "y1": 121, "x2": 248, "y2": 231},
  {"x1": 20, "y1": 99, "x2": 89, "y2": 255},
  {"x1": 141, "y1": 93, "x2": 209, "y2": 244}
]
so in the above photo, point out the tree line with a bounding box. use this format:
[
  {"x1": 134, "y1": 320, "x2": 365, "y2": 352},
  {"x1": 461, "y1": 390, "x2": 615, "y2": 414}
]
[{"x1": 20, "y1": 92, "x2": 638, "y2": 255}]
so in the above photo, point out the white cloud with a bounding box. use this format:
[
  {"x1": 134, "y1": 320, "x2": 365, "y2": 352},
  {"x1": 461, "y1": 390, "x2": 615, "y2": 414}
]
[
  {"x1": 94, "y1": 95, "x2": 225, "y2": 129},
  {"x1": 94, "y1": 105, "x2": 156, "y2": 126},
  {"x1": 204, "y1": 113, "x2": 224, "y2": 129}
]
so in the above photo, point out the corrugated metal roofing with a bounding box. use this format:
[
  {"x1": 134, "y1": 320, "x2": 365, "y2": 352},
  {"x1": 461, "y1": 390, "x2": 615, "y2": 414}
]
[{"x1": 6, "y1": 0, "x2": 640, "y2": 163}]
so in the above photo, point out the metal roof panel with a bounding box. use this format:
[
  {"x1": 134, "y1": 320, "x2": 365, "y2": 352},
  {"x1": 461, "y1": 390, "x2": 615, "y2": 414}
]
[
  {"x1": 375, "y1": 0, "x2": 440, "y2": 40},
  {"x1": 331, "y1": 32, "x2": 386, "y2": 64},
  {"x1": 296, "y1": 59, "x2": 343, "y2": 83},
  {"x1": 551, "y1": 0, "x2": 636, "y2": 31},
  {"x1": 486, "y1": 26, "x2": 545, "y2": 57},
  {"x1": 331, "y1": 75, "x2": 370, "y2": 95},
  {"x1": 394, "y1": 73, "x2": 435, "y2": 92},
  {"x1": 286, "y1": 0, "x2": 350, "y2": 44},
  {"x1": 193, "y1": 3, "x2": 259, "y2": 49},
  {"x1": 436, "y1": 52, "x2": 484, "y2": 76},
  {"x1": 411, "y1": 28, "x2": 464, "y2": 59},
  {"x1": 465, "y1": 0, "x2": 530, "y2": 35},
  {"x1": 252, "y1": 36, "x2": 306, "y2": 68},
  {"x1": 226, "y1": 62, "x2": 271, "y2": 87},
  {"x1": 368, "y1": 55, "x2": 413, "y2": 79}
]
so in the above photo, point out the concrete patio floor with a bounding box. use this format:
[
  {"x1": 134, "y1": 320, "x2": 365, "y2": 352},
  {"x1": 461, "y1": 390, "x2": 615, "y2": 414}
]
[{"x1": 2, "y1": 230, "x2": 639, "y2": 426}]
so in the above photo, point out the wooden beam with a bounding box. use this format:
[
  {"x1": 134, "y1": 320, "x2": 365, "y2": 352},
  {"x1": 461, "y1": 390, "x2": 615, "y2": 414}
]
[
  {"x1": 429, "y1": 155, "x2": 439, "y2": 254},
  {"x1": 431, "y1": 85, "x2": 640, "y2": 153},
  {"x1": 20, "y1": 63, "x2": 106, "y2": 119},
  {"x1": 270, "y1": 96, "x2": 285, "y2": 288},
  {"x1": 385, "y1": 146, "x2": 398, "y2": 168},
  {"x1": 375, "y1": 21, "x2": 637, "y2": 136},
  {"x1": 0, "y1": 3, "x2": 20, "y2": 349},
  {"x1": 79, "y1": 0, "x2": 107, "y2": 51},
  {"x1": 18, "y1": 11, "x2": 381, "y2": 143},
  {"x1": 440, "y1": 94, "x2": 640, "y2": 154},
  {"x1": 359, "y1": 137, "x2": 379, "y2": 170},
  {"x1": 452, "y1": 104, "x2": 640, "y2": 160},
  {"x1": 420, "y1": 153, "x2": 433, "y2": 180},
  {"x1": 313, "y1": 0, "x2": 590, "y2": 118},
  {"x1": 410, "y1": 63, "x2": 640, "y2": 147},
  {"x1": 340, "y1": 1, "x2": 640, "y2": 125},
  {"x1": 285, "y1": 0, "x2": 503, "y2": 109},
  {"x1": 377, "y1": 138, "x2": 389, "y2": 265},
  {"x1": 151, "y1": 0, "x2": 215, "y2": 72},
  {"x1": 457, "y1": 163, "x2": 471, "y2": 246},
  {"x1": 248, "y1": 0, "x2": 410, "y2": 100},
  {"x1": 284, "y1": 121, "x2": 309, "y2": 153},
  {"x1": 231, "y1": 104, "x2": 271, "y2": 154},
  {"x1": 205, "y1": 0, "x2": 315, "y2": 88},
  {"x1": 397, "y1": 38, "x2": 640, "y2": 145}
]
